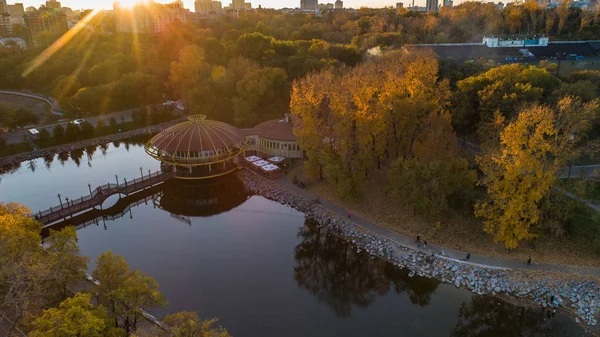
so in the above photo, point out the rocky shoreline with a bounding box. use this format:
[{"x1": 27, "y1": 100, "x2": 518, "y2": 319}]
[{"x1": 238, "y1": 169, "x2": 600, "y2": 330}]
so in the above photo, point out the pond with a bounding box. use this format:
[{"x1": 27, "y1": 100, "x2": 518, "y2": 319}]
[{"x1": 0, "y1": 140, "x2": 592, "y2": 337}]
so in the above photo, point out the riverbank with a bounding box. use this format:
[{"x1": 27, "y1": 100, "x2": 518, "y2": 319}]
[
  {"x1": 237, "y1": 169, "x2": 600, "y2": 332},
  {"x1": 0, "y1": 119, "x2": 182, "y2": 167}
]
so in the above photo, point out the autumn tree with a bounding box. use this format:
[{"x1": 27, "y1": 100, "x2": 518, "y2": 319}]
[
  {"x1": 92, "y1": 251, "x2": 166, "y2": 335},
  {"x1": 0, "y1": 203, "x2": 49, "y2": 334},
  {"x1": 475, "y1": 97, "x2": 598, "y2": 248},
  {"x1": 170, "y1": 45, "x2": 211, "y2": 98},
  {"x1": 46, "y1": 227, "x2": 90, "y2": 300},
  {"x1": 29, "y1": 293, "x2": 124, "y2": 337},
  {"x1": 135, "y1": 312, "x2": 231, "y2": 337}
]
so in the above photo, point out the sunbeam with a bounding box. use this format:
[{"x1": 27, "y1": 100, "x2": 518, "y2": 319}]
[{"x1": 22, "y1": 9, "x2": 102, "y2": 78}]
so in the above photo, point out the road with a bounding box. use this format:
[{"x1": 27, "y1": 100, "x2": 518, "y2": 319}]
[{"x1": 1, "y1": 108, "x2": 138, "y2": 144}]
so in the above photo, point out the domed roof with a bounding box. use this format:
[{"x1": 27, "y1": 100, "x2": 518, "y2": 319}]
[{"x1": 145, "y1": 115, "x2": 248, "y2": 165}]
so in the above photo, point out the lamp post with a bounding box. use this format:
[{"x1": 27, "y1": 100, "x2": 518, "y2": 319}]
[
  {"x1": 58, "y1": 193, "x2": 63, "y2": 209},
  {"x1": 124, "y1": 178, "x2": 127, "y2": 189},
  {"x1": 88, "y1": 183, "x2": 92, "y2": 198},
  {"x1": 140, "y1": 167, "x2": 143, "y2": 180},
  {"x1": 115, "y1": 174, "x2": 119, "y2": 186},
  {"x1": 65, "y1": 197, "x2": 70, "y2": 207}
]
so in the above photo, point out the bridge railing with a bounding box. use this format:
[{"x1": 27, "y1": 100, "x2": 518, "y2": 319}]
[{"x1": 34, "y1": 170, "x2": 170, "y2": 221}]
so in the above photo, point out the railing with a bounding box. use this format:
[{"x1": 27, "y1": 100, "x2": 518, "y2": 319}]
[{"x1": 34, "y1": 170, "x2": 174, "y2": 224}]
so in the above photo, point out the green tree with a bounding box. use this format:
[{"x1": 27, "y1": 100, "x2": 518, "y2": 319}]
[
  {"x1": 66, "y1": 122, "x2": 81, "y2": 141},
  {"x1": 169, "y1": 45, "x2": 210, "y2": 98},
  {"x1": 46, "y1": 227, "x2": 90, "y2": 299},
  {"x1": 80, "y1": 121, "x2": 95, "y2": 136},
  {"x1": 232, "y1": 67, "x2": 289, "y2": 127},
  {"x1": 53, "y1": 124, "x2": 65, "y2": 141},
  {"x1": 29, "y1": 293, "x2": 124, "y2": 337},
  {"x1": 92, "y1": 251, "x2": 167, "y2": 334}
]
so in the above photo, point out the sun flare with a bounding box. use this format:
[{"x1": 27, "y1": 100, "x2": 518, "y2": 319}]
[{"x1": 115, "y1": 0, "x2": 147, "y2": 9}]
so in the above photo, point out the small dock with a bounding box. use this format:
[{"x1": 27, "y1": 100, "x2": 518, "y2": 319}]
[{"x1": 34, "y1": 170, "x2": 174, "y2": 225}]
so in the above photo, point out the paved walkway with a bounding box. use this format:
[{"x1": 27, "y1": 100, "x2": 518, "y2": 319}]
[{"x1": 276, "y1": 176, "x2": 600, "y2": 278}]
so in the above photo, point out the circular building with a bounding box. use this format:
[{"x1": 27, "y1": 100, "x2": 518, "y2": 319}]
[{"x1": 145, "y1": 115, "x2": 248, "y2": 179}]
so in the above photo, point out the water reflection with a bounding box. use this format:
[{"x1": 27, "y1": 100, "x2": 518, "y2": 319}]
[
  {"x1": 156, "y1": 176, "x2": 249, "y2": 218},
  {"x1": 451, "y1": 296, "x2": 586, "y2": 337},
  {"x1": 44, "y1": 175, "x2": 250, "y2": 234},
  {"x1": 294, "y1": 220, "x2": 440, "y2": 317}
]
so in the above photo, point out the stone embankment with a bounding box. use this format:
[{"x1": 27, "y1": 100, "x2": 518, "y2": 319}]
[
  {"x1": 239, "y1": 169, "x2": 600, "y2": 329},
  {"x1": 0, "y1": 120, "x2": 180, "y2": 166}
]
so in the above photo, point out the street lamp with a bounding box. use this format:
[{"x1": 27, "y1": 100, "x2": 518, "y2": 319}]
[
  {"x1": 115, "y1": 174, "x2": 119, "y2": 186},
  {"x1": 140, "y1": 167, "x2": 143, "y2": 180},
  {"x1": 88, "y1": 183, "x2": 92, "y2": 198},
  {"x1": 57, "y1": 193, "x2": 63, "y2": 209}
]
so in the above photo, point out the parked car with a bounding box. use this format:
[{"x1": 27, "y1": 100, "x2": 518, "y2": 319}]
[{"x1": 72, "y1": 119, "x2": 85, "y2": 125}]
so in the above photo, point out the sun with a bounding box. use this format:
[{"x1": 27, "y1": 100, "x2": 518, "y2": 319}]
[{"x1": 115, "y1": 0, "x2": 147, "y2": 9}]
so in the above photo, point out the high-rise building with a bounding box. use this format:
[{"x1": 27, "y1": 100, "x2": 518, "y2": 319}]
[
  {"x1": 115, "y1": 1, "x2": 189, "y2": 33},
  {"x1": 232, "y1": 0, "x2": 245, "y2": 10},
  {"x1": 396, "y1": 2, "x2": 403, "y2": 8},
  {"x1": 24, "y1": 9, "x2": 68, "y2": 45},
  {"x1": 8, "y1": 3, "x2": 25, "y2": 25},
  {"x1": 195, "y1": 0, "x2": 212, "y2": 13},
  {"x1": 244, "y1": 2, "x2": 252, "y2": 9},
  {"x1": 334, "y1": 0, "x2": 343, "y2": 9},
  {"x1": 301, "y1": 0, "x2": 318, "y2": 10},
  {"x1": 45, "y1": 0, "x2": 61, "y2": 9},
  {"x1": 0, "y1": 13, "x2": 11, "y2": 36},
  {"x1": 442, "y1": 0, "x2": 453, "y2": 7},
  {"x1": 212, "y1": 1, "x2": 223, "y2": 12},
  {"x1": 426, "y1": 0, "x2": 438, "y2": 12}
]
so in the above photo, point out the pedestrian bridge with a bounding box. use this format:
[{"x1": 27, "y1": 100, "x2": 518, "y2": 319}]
[{"x1": 34, "y1": 170, "x2": 174, "y2": 225}]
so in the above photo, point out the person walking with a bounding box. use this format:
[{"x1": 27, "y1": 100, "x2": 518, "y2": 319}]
[
  {"x1": 415, "y1": 233, "x2": 421, "y2": 244},
  {"x1": 348, "y1": 212, "x2": 351, "y2": 219},
  {"x1": 527, "y1": 255, "x2": 532, "y2": 266},
  {"x1": 423, "y1": 240, "x2": 427, "y2": 249},
  {"x1": 441, "y1": 249, "x2": 445, "y2": 256},
  {"x1": 466, "y1": 253, "x2": 471, "y2": 261}
]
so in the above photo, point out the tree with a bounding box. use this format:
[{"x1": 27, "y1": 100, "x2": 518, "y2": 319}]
[
  {"x1": 29, "y1": 293, "x2": 124, "y2": 337},
  {"x1": 38, "y1": 128, "x2": 51, "y2": 142},
  {"x1": 53, "y1": 124, "x2": 65, "y2": 141},
  {"x1": 389, "y1": 157, "x2": 476, "y2": 218},
  {"x1": 96, "y1": 119, "x2": 105, "y2": 129},
  {"x1": 0, "y1": 134, "x2": 6, "y2": 149},
  {"x1": 475, "y1": 98, "x2": 597, "y2": 248},
  {"x1": 232, "y1": 67, "x2": 289, "y2": 127},
  {"x1": 65, "y1": 122, "x2": 81, "y2": 141},
  {"x1": 109, "y1": 117, "x2": 117, "y2": 129},
  {"x1": 0, "y1": 203, "x2": 49, "y2": 334},
  {"x1": 92, "y1": 251, "x2": 166, "y2": 334},
  {"x1": 10, "y1": 108, "x2": 38, "y2": 129},
  {"x1": 46, "y1": 227, "x2": 90, "y2": 300},
  {"x1": 80, "y1": 121, "x2": 94, "y2": 136},
  {"x1": 169, "y1": 45, "x2": 210, "y2": 97}
]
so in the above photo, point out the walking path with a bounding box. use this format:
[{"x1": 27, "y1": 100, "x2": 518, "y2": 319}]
[{"x1": 276, "y1": 175, "x2": 600, "y2": 278}]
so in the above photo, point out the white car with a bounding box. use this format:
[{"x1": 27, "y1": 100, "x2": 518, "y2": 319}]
[{"x1": 72, "y1": 119, "x2": 85, "y2": 125}]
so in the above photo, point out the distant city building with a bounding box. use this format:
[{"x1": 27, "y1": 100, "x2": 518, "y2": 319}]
[
  {"x1": 0, "y1": 0, "x2": 7, "y2": 13},
  {"x1": 426, "y1": 0, "x2": 438, "y2": 12},
  {"x1": 244, "y1": 2, "x2": 252, "y2": 9},
  {"x1": 8, "y1": 3, "x2": 25, "y2": 25},
  {"x1": 45, "y1": 0, "x2": 61, "y2": 9},
  {"x1": 396, "y1": 2, "x2": 403, "y2": 8},
  {"x1": 301, "y1": 0, "x2": 318, "y2": 11},
  {"x1": 0, "y1": 13, "x2": 11, "y2": 36},
  {"x1": 212, "y1": 1, "x2": 223, "y2": 12},
  {"x1": 232, "y1": 0, "x2": 245, "y2": 10},
  {"x1": 115, "y1": 1, "x2": 189, "y2": 33},
  {"x1": 496, "y1": 1, "x2": 504, "y2": 9},
  {"x1": 195, "y1": 0, "x2": 212, "y2": 13},
  {"x1": 24, "y1": 8, "x2": 68, "y2": 45},
  {"x1": 25, "y1": 6, "x2": 35, "y2": 12},
  {"x1": 335, "y1": 0, "x2": 343, "y2": 8},
  {"x1": 318, "y1": 3, "x2": 333, "y2": 9},
  {"x1": 443, "y1": 0, "x2": 453, "y2": 7}
]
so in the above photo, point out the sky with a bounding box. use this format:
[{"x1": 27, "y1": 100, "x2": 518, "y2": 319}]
[{"x1": 14, "y1": 0, "x2": 488, "y2": 12}]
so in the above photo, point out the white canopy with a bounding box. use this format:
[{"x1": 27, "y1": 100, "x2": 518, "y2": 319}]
[
  {"x1": 253, "y1": 160, "x2": 270, "y2": 167},
  {"x1": 269, "y1": 156, "x2": 285, "y2": 163},
  {"x1": 261, "y1": 164, "x2": 280, "y2": 172},
  {"x1": 245, "y1": 156, "x2": 261, "y2": 162}
]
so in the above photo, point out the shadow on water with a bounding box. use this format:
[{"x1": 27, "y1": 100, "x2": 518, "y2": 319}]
[
  {"x1": 43, "y1": 174, "x2": 250, "y2": 236},
  {"x1": 294, "y1": 219, "x2": 440, "y2": 317},
  {"x1": 451, "y1": 296, "x2": 590, "y2": 337}
]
